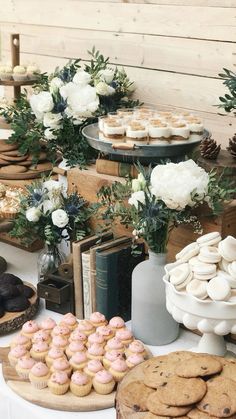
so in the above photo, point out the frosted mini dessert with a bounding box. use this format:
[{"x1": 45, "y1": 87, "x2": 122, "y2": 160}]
[
  {"x1": 45, "y1": 347, "x2": 65, "y2": 367},
  {"x1": 10, "y1": 334, "x2": 31, "y2": 350},
  {"x1": 70, "y1": 371, "x2": 92, "y2": 397},
  {"x1": 16, "y1": 356, "x2": 36, "y2": 379},
  {"x1": 170, "y1": 122, "x2": 190, "y2": 139},
  {"x1": 69, "y1": 351, "x2": 88, "y2": 371},
  {"x1": 103, "y1": 119, "x2": 125, "y2": 141},
  {"x1": 185, "y1": 117, "x2": 204, "y2": 133},
  {"x1": 103, "y1": 349, "x2": 123, "y2": 369},
  {"x1": 65, "y1": 341, "x2": 86, "y2": 358},
  {"x1": 116, "y1": 329, "x2": 133, "y2": 346},
  {"x1": 51, "y1": 357, "x2": 72, "y2": 376},
  {"x1": 40, "y1": 317, "x2": 57, "y2": 332},
  {"x1": 87, "y1": 332, "x2": 105, "y2": 348},
  {"x1": 13, "y1": 65, "x2": 27, "y2": 81},
  {"x1": 126, "y1": 121, "x2": 148, "y2": 145},
  {"x1": 48, "y1": 371, "x2": 70, "y2": 395},
  {"x1": 126, "y1": 353, "x2": 145, "y2": 368},
  {"x1": 30, "y1": 341, "x2": 49, "y2": 362},
  {"x1": 109, "y1": 316, "x2": 125, "y2": 331},
  {"x1": 96, "y1": 325, "x2": 115, "y2": 341},
  {"x1": 77, "y1": 320, "x2": 95, "y2": 336},
  {"x1": 90, "y1": 311, "x2": 107, "y2": 327},
  {"x1": 69, "y1": 329, "x2": 87, "y2": 344},
  {"x1": 59, "y1": 313, "x2": 77, "y2": 331},
  {"x1": 0, "y1": 65, "x2": 12, "y2": 81},
  {"x1": 87, "y1": 343, "x2": 105, "y2": 361},
  {"x1": 148, "y1": 120, "x2": 171, "y2": 141},
  {"x1": 26, "y1": 64, "x2": 40, "y2": 80},
  {"x1": 84, "y1": 359, "x2": 103, "y2": 378},
  {"x1": 32, "y1": 330, "x2": 51, "y2": 344},
  {"x1": 126, "y1": 340, "x2": 146, "y2": 357},
  {"x1": 109, "y1": 358, "x2": 128, "y2": 381},
  {"x1": 92, "y1": 369, "x2": 115, "y2": 394},
  {"x1": 21, "y1": 320, "x2": 39, "y2": 339},
  {"x1": 51, "y1": 325, "x2": 70, "y2": 338},
  {"x1": 51, "y1": 335, "x2": 68, "y2": 350},
  {"x1": 8, "y1": 345, "x2": 28, "y2": 367},
  {"x1": 29, "y1": 362, "x2": 50, "y2": 389},
  {"x1": 105, "y1": 337, "x2": 125, "y2": 353}
]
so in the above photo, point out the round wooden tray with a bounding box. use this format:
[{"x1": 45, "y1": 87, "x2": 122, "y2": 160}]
[
  {"x1": 0, "y1": 346, "x2": 152, "y2": 411},
  {"x1": 0, "y1": 282, "x2": 39, "y2": 335}
]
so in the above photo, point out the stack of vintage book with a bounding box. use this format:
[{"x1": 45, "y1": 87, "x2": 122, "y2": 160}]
[{"x1": 72, "y1": 233, "x2": 145, "y2": 321}]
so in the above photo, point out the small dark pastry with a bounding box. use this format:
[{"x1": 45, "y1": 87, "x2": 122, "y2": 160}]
[
  {"x1": 22, "y1": 285, "x2": 35, "y2": 299},
  {"x1": 16, "y1": 284, "x2": 25, "y2": 294},
  {"x1": 4, "y1": 295, "x2": 30, "y2": 312},
  {"x1": 0, "y1": 283, "x2": 20, "y2": 300},
  {"x1": 0, "y1": 296, "x2": 5, "y2": 318},
  {"x1": 0, "y1": 256, "x2": 7, "y2": 275},
  {"x1": 0, "y1": 273, "x2": 23, "y2": 286}
]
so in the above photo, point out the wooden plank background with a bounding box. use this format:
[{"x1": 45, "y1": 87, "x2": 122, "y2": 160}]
[{"x1": 0, "y1": 0, "x2": 235, "y2": 147}]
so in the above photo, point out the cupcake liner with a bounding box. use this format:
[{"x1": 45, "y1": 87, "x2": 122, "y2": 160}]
[
  {"x1": 30, "y1": 350, "x2": 48, "y2": 362},
  {"x1": 0, "y1": 74, "x2": 12, "y2": 81},
  {"x1": 30, "y1": 379, "x2": 48, "y2": 390},
  {"x1": 13, "y1": 74, "x2": 27, "y2": 82},
  {"x1": 8, "y1": 355, "x2": 18, "y2": 368},
  {"x1": 15, "y1": 366, "x2": 30, "y2": 380},
  {"x1": 92, "y1": 378, "x2": 115, "y2": 395},
  {"x1": 48, "y1": 381, "x2": 70, "y2": 395},
  {"x1": 109, "y1": 368, "x2": 127, "y2": 382},
  {"x1": 70, "y1": 381, "x2": 92, "y2": 397},
  {"x1": 69, "y1": 361, "x2": 87, "y2": 371}
]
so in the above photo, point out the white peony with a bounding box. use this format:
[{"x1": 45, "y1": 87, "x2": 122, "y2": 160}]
[
  {"x1": 49, "y1": 77, "x2": 64, "y2": 94},
  {"x1": 44, "y1": 128, "x2": 56, "y2": 140},
  {"x1": 43, "y1": 180, "x2": 61, "y2": 193},
  {"x1": 30, "y1": 91, "x2": 54, "y2": 121},
  {"x1": 150, "y1": 159, "x2": 209, "y2": 211},
  {"x1": 96, "y1": 81, "x2": 115, "y2": 96},
  {"x1": 59, "y1": 82, "x2": 76, "y2": 100},
  {"x1": 43, "y1": 112, "x2": 62, "y2": 128},
  {"x1": 42, "y1": 200, "x2": 54, "y2": 214},
  {"x1": 26, "y1": 207, "x2": 41, "y2": 222},
  {"x1": 132, "y1": 173, "x2": 146, "y2": 192},
  {"x1": 73, "y1": 70, "x2": 91, "y2": 86},
  {"x1": 98, "y1": 68, "x2": 114, "y2": 84},
  {"x1": 52, "y1": 209, "x2": 69, "y2": 228},
  {"x1": 128, "y1": 191, "x2": 146, "y2": 209},
  {"x1": 67, "y1": 84, "x2": 99, "y2": 117}
]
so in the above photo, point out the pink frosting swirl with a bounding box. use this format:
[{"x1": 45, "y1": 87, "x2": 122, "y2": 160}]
[
  {"x1": 51, "y1": 335, "x2": 67, "y2": 347},
  {"x1": 116, "y1": 329, "x2": 133, "y2": 341},
  {"x1": 32, "y1": 330, "x2": 50, "y2": 343},
  {"x1": 71, "y1": 371, "x2": 90, "y2": 385},
  {"x1": 104, "y1": 350, "x2": 123, "y2": 362},
  {"x1": 128, "y1": 340, "x2": 145, "y2": 353},
  {"x1": 22, "y1": 320, "x2": 39, "y2": 333},
  {"x1": 61, "y1": 313, "x2": 77, "y2": 326},
  {"x1": 40, "y1": 317, "x2": 56, "y2": 330},
  {"x1": 106, "y1": 337, "x2": 123, "y2": 350},
  {"x1": 126, "y1": 354, "x2": 144, "y2": 365},
  {"x1": 69, "y1": 330, "x2": 87, "y2": 343},
  {"x1": 77, "y1": 320, "x2": 94, "y2": 332},
  {"x1": 70, "y1": 351, "x2": 87, "y2": 364},
  {"x1": 52, "y1": 357, "x2": 70, "y2": 371},
  {"x1": 10, "y1": 345, "x2": 27, "y2": 358},
  {"x1": 52, "y1": 325, "x2": 70, "y2": 336},
  {"x1": 50, "y1": 371, "x2": 68, "y2": 385},
  {"x1": 90, "y1": 312, "x2": 106, "y2": 323},
  {"x1": 95, "y1": 369, "x2": 113, "y2": 384},
  {"x1": 31, "y1": 342, "x2": 49, "y2": 352},
  {"x1": 87, "y1": 359, "x2": 103, "y2": 373},
  {"x1": 110, "y1": 358, "x2": 128, "y2": 372},
  {"x1": 12, "y1": 334, "x2": 30, "y2": 346},
  {"x1": 88, "y1": 332, "x2": 105, "y2": 346},
  {"x1": 88, "y1": 343, "x2": 105, "y2": 356},
  {"x1": 30, "y1": 362, "x2": 49, "y2": 377},
  {"x1": 96, "y1": 325, "x2": 113, "y2": 337},
  {"x1": 48, "y1": 347, "x2": 64, "y2": 359},
  {"x1": 18, "y1": 356, "x2": 36, "y2": 369},
  {"x1": 68, "y1": 341, "x2": 85, "y2": 353},
  {"x1": 109, "y1": 316, "x2": 125, "y2": 329}
]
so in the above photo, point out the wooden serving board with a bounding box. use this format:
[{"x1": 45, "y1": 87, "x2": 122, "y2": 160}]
[
  {"x1": 0, "y1": 282, "x2": 39, "y2": 335},
  {"x1": 0, "y1": 169, "x2": 52, "y2": 180},
  {"x1": 0, "y1": 346, "x2": 152, "y2": 412}
]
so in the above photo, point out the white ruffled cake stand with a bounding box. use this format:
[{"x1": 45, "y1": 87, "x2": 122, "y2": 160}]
[{"x1": 163, "y1": 261, "x2": 236, "y2": 357}]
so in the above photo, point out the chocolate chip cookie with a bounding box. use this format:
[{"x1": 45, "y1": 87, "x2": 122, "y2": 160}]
[{"x1": 176, "y1": 355, "x2": 222, "y2": 378}]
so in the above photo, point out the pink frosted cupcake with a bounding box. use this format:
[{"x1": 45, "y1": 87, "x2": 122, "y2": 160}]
[
  {"x1": 70, "y1": 371, "x2": 92, "y2": 397},
  {"x1": 51, "y1": 335, "x2": 68, "y2": 350},
  {"x1": 29, "y1": 362, "x2": 50, "y2": 389},
  {"x1": 103, "y1": 350, "x2": 123, "y2": 369},
  {"x1": 10, "y1": 334, "x2": 31, "y2": 350},
  {"x1": 48, "y1": 371, "x2": 70, "y2": 395},
  {"x1": 8, "y1": 345, "x2": 28, "y2": 367},
  {"x1": 40, "y1": 317, "x2": 56, "y2": 332},
  {"x1": 45, "y1": 347, "x2": 65, "y2": 367},
  {"x1": 21, "y1": 320, "x2": 39, "y2": 339},
  {"x1": 105, "y1": 337, "x2": 125, "y2": 353},
  {"x1": 59, "y1": 313, "x2": 78, "y2": 331},
  {"x1": 16, "y1": 356, "x2": 36, "y2": 379},
  {"x1": 69, "y1": 329, "x2": 87, "y2": 345},
  {"x1": 93, "y1": 369, "x2": 115, "y2": 394},
  {"x1": 96, "y1": 325, "x2": 115, "y2": 341},
  {"x1": 87, "y1": 332, "x2": 105, "y2": 348},
  {"x1": 109, "y1": 316, "x2": 125, "y2": 332},
  {"x1": 65, "y1": 341, "x2": 86, "y2": 359},
  {"x1": 84, "y1": 359, "x2": 103, "y2": 378},
  {"x1": 90, "y1": 312, "x2": 107, "y2": 328},
  {"x1": 32, "y1": 330, "x2": 51, "y2": 345},
  {"x1": 87, "y1": 343, "x2": 105, "y2": 361},
  {"x1": 126, "y1": 354, "x2": 145, "y2": 369},
  {"x1": 116, "y1": 329, "x2": 133, "y2": 346},
  {"x1": 69, "y1": 351, "x2": 88, "y2": 371},
  {"x1": 77, "y1": 320, "x2": 95, "y2": 336},
  {"x1": 52, "y1": 325, "x2": 70, "y2": 339},
  {"x1": 30, "y1": 341, "x2": 49, "y2": 362},
  {"x1": 126, "y1": 340, "x2": 146, "y2": 357},
  {"x1": 51, "y1": 357, "x2": 72, "y2": 377},
  {"x1": 109, "y1": 358, "x2": 128, "y2": 381}
]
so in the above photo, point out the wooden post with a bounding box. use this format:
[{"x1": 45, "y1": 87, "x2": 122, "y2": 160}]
[{"x1": 11, "y1": 34, "x2": 20, "y2": 99}]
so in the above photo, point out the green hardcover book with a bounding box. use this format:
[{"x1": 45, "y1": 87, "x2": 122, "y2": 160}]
[{"x1": 95, "y1": 241, "x2": 145, "y2": 321}]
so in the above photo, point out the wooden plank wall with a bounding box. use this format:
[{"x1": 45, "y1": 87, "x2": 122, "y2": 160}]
[{"x1": 0, "y1": 0, "x2": 235, "y2": 147}]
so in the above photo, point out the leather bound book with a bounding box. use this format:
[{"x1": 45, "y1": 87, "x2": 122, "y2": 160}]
[{"x1": 96, "y1": 158, "x2": 138, "y2": 178}]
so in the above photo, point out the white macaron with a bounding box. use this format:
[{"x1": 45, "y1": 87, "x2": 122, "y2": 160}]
[
  {"x1": 218, "y1": 258, "x2": 230, "y2": 274},
  {"x1": 196, "y1": 232, "x2": 221, "y2": 248},
  {"x1": 186, "y1": 279, "x2": 208, "y2": 299},
  {"x1": 175, "y1": 271, "x2": 193, "y2": 291},
  {"x1": 192, "y1": 263, "x2": 217, "y2": 280},
  {"x1": 218, "y1": 236, "x2": 236, "y2": 262},
  {"x1": 169, "y1": 263, "x2": 191, "y2": 286},
  {"x1": 206, "y1": 276, "x2": 231, "y2": 301},
  {"x1": 198, "y1": 246, "x2": 221, "y2": 264},
  {"x1": 217, "y1": 269, "x2": 236, "y2": 288},
  {"x1": 175, "y1": 242, "x2": 199, "y2": 262},
  {"x1": 228, "y1": 261, "x2": 236, "y2": 279}
]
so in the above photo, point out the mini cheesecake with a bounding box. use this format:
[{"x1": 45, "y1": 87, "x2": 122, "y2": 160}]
[
  {"x1": 103, "y1": 120, "x2": 125, "y2": 141},
  {"x1": 98, "y1": 116, "x2": 108, "y2": 133},
  {"x1": 170, "y1": 122, "x2": 190, "y2": 140},
  {"x1": 148, "y1": 120, "x2": 171, "y2": 141},
  {"x1": 185, "y1": 117, "x2": 204, "y2": 133},
  {"x1": 126, "y1": 122, "x2": 148, "y2": 145}
]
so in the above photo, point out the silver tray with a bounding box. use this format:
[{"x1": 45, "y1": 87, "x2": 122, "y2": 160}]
[{"x1": 83, "y1": 123, "x2": 209, "y2": 163}]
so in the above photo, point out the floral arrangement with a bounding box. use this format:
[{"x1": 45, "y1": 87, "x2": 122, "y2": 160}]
[
  {"x1": 219, "y1": 68, "x2": 236, "y2": 116},
  {"x1": 10, "y1": 178, "x2": 93, "y2": 247},
  {"x1": 1, "y1": 48, "x2": 139, "y2": 167},
  {"x1": 97, "y1": 160, "x2": 236, "y2": 253}
]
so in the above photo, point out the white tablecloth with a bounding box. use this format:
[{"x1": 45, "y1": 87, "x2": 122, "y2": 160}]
[{"x1": 0, "y1": 243, "x2": 235, "y2": 419}]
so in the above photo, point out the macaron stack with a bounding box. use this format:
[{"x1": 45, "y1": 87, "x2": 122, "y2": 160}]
[{"x1": 169, "y1": 232, "x2": 236, "y2": 302}]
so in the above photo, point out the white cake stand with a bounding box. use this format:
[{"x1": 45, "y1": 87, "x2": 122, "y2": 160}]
[{"x1": 163, "y1": 262, "x2": 236, "y2": 357}]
